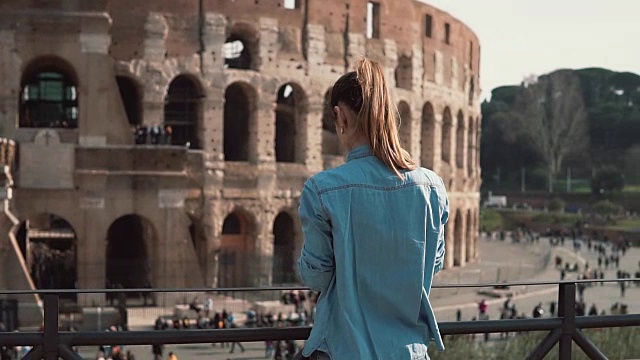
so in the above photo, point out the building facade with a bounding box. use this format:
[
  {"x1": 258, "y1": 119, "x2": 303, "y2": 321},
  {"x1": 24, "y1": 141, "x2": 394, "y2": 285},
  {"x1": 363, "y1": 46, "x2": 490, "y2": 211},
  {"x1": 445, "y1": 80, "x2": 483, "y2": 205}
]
[{"x1": 0, "y1": 0, "x2": 481, "y2": 306}]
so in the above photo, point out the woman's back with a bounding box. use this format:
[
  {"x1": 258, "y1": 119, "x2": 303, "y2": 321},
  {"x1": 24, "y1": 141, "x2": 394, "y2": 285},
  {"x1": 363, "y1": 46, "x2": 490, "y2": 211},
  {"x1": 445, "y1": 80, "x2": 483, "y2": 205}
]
[
  {"x1": 298, "y1": 145, "x2": 448, "y2": 359},
  {"x1": 297, "y1": 58, "x2": 448, "y2": 359}
]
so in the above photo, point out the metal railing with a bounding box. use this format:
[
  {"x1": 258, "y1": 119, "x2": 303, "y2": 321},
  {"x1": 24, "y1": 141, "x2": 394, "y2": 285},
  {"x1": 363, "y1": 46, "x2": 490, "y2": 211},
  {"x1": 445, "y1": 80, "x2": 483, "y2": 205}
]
[{"x1": 0, "y1": 279, "x2": 639, "y2": 360}]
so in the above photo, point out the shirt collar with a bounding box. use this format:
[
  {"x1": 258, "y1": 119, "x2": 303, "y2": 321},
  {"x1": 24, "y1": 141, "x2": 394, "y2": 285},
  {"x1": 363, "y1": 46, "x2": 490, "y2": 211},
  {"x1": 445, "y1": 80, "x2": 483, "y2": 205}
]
[{"x1": 346, "y1": 144, "x2": 374, "y2": 162}]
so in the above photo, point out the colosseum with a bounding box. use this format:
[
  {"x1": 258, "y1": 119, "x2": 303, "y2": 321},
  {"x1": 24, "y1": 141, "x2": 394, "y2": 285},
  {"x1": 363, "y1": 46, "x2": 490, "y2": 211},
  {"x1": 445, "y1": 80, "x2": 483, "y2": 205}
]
[{"x1": 0, "y1": 0, "x2": 481, "y2": 312}]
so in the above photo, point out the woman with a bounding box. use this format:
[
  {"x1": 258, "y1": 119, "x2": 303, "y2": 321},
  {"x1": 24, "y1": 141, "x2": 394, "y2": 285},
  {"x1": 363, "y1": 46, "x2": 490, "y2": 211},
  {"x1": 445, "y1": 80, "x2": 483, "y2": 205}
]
[{"x1": 296, "y1": 59, "x2": 448, "y2": 359}]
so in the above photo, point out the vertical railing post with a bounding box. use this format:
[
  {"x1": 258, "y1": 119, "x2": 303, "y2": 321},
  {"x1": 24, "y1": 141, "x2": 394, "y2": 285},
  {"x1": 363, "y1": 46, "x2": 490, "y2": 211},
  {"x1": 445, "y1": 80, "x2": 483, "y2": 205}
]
[
  {"x1": 43, "y1": 294, "x2": 59, "y2": 360},
  {"x1": 557, "y1": 282, "x2": 575, "y2": 360}
]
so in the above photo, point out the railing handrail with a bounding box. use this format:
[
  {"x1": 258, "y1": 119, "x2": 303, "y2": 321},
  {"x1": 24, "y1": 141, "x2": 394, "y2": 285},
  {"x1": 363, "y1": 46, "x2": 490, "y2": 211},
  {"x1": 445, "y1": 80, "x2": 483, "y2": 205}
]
[
  {"x1": 0, "y1": 278, "x2": 637, "y2": 295},
  {"x1": 1, "y1": 315, "x2": 639, "y2": 346}
]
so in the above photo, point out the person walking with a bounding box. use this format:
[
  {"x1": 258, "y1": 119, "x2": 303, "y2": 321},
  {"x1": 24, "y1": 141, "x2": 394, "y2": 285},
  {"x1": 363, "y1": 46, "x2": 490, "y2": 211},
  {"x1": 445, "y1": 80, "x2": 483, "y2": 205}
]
[
  {"x1": 296, "y1": 59, "x2": 448, "y2": 359},
  {"x1": 532, "y1": 303, "x2": 545, "y2": 318},
  {"x1": 227, "y1": 313, "x2": 245, "y2": 354},
  {"x1": 152, "y1": 344, "x2": 163, "y2": 360}
]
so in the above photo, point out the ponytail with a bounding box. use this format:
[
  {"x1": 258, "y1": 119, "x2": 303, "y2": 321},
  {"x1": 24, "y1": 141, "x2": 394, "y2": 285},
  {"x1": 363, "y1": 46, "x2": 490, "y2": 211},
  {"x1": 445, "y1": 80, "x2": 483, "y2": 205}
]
[
  {"x1": 331, "y1": 59, "x2": 416, "y2": 177},
  {"x1": 356, "y1": 59, "x2": 416, "y2": 176}
]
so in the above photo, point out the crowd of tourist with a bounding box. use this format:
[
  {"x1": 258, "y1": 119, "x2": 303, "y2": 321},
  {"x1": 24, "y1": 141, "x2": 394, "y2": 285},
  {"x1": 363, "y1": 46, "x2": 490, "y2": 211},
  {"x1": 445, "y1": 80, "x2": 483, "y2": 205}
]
[{"x1": 148, "y1": 292, "x2": 319, "y2": 359}]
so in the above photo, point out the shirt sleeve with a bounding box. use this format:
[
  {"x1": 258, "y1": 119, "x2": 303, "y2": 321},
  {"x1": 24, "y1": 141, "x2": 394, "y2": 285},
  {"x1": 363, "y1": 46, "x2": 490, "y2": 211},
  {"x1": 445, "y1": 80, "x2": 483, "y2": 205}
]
[
  {"x1": 297, "y1": 179, "x2": 335, "y2": 293},
  {"x1": 433, "y1": 182, "x2": 449, "y2": 274}
]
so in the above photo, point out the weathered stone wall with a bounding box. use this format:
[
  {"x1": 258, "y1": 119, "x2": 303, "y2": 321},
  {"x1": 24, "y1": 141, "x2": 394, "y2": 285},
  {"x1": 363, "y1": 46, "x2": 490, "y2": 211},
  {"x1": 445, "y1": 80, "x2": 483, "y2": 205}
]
[{"x1": 0, "y1": 0, "x2": 482, "y2": 299}]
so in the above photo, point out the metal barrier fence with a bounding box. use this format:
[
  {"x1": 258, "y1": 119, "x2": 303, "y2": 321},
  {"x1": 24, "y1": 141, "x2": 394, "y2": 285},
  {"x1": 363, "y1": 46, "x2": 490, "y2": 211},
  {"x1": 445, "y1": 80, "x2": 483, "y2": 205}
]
[{"x1": 0, "y1": 279, "x2": 639, "y2": 360}]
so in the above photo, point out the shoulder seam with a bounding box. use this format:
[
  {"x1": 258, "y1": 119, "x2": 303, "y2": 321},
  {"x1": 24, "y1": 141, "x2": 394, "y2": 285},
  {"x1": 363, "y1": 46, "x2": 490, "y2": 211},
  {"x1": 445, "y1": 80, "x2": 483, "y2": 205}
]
[{"x1": 308, "y1": 177, "x2": 330, "y2": 219}]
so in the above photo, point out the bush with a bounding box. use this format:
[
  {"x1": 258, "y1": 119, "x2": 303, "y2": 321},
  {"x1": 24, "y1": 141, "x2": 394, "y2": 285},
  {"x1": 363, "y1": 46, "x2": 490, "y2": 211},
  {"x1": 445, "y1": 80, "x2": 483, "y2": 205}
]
[
  {"x1": 427, "y1": 327, "x2": 640, "y2": 359},
  {"x1": 591, "y1": 167, "x2": 625, "y2": 194},
  {"x1": 479, "y1": 209, "x2": 504, "y2": 232},
  {"x1": 591, "y1": 199, "x2": 624, "y2": 216},
  {"x1": 547, "y1": 197, "x2": 566, "y2": 212}
]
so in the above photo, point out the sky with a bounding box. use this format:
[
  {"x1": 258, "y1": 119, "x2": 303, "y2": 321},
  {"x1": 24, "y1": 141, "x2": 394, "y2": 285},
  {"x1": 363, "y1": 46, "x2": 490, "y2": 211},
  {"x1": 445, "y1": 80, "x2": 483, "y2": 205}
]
[{"x1": 421, "y1": 0, "x2": 640, "y2": 100}]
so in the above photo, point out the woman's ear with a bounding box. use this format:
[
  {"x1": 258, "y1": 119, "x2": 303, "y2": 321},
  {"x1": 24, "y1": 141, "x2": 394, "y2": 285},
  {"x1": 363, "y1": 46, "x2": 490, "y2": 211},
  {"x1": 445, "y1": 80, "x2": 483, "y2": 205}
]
[{"x1": 334, "y1": 106, "x2": 344, "y2": 127}]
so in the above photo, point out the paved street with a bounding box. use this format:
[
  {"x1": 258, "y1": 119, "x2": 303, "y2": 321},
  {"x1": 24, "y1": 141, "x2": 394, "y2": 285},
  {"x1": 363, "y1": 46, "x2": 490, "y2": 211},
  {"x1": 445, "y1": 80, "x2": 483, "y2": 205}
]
[{"x1": 73, "y1": 235, "x2": 639, "y2": 360}]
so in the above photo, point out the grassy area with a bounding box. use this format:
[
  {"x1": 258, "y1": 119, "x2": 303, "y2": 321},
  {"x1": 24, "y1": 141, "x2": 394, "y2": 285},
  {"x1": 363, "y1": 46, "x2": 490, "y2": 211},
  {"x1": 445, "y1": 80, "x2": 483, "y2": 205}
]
[
  {"x1": 623, "y1": 184, "x2": 640, "y2": 193},
  {"x1": 480, "y1": 209, "x2": 583, "y2": 232},
  {"x1": 427, "y1": 327, "x2": 640, "y2": 359},
  {"x1": 605, "y1": 218, "x2": 640, "y2": 232},
  {"x1": 532, "y1": 212, "x2": 582, "y2": 226}
]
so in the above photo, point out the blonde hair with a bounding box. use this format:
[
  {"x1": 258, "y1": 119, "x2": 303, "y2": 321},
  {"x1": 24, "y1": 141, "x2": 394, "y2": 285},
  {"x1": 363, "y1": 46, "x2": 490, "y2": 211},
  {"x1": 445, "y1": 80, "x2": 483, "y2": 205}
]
[{"x1": 331, "y1": 59, "x2": 416, "y2": 177}]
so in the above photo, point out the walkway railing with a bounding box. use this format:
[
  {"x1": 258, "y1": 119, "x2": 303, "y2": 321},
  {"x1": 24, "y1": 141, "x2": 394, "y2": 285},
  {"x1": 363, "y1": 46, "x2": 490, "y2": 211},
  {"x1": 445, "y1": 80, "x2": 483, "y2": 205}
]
[{"x1": 0, "y1": 279, "x2": 639, "y2": 360}]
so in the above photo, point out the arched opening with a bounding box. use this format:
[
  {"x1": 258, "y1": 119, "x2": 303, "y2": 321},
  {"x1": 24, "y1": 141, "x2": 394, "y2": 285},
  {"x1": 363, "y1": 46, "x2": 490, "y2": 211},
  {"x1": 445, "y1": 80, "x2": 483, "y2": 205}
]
[
  {"x1": 469, "y1": 78, "x2": 475, "y2": 106},
  {"x1": 16, "y1": 214, "x2": 77, "y2": 300},
  {"x1": 421, "y1": 102, "x2": 435, "y2": 168},
  {"x1": 106, "y1": 215, "x2": 155, "y2": 300},
  {"x1": 116, "y1": 76, "x2": 142, "y2": 126},
  {"x1": 322, "y1": 88, "x2": 341, "y2": 156},
  {"x1": 275, "y1": 83, "x2": 307, "y2": 163},
  {"x1": 272, "y1": 212, "x2": 295, "y2": 284},
  {"x1": 456, "y1": 110, "x2": 465, "y2": 169},
  {"x1": 224, "y1": 23, "x2": 259, "y2": 70},
  {"x1": 441, "y1": 107, "x2": 453, "y2": 164},
  {"x1": 397, "y1": 101, "x2": 412, "y2": 151},
  {"x1": 19, "y1": 57, "x2": 78, "y2": 128},
  {"x1": 395, "y1": 54, "x2": 413, "y2": 90},
  {"x1": 219, "y1": 211, "x2": 253, "y2": 287},
  {"x1": 466, "y1": 209, "x2": 474, "y2": 261},
  {"x1": 453, "y1": 209, "x2": 465, "y2": 267},
  {"x1": 467, "y1": 117, "x2": 474, "y2": 176},
  {"x1": 475, "y1": 117, "x2": 481, "y2": 171},
  {"x1": 224, "y1": 82, "x2": 255, "y2": 161},
  {"x1": 164, "y1": 75, "x2": 201, "y2": 149}
]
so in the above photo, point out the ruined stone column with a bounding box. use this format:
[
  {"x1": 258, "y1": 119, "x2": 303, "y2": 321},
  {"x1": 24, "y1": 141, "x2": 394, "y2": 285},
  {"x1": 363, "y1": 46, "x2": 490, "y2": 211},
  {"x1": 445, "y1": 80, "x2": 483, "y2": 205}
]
[
  {"x1": 0, "y1": 30, "x2": 20, "y2": 139},
  {"x1": 431, "y1": 114, "x2": 443, "y2": 175},
  {"x1": 77, "y1": 187, "x2": 109, "y2": 306},
  {"x1": 252, "y1": 206, "x2": 276, "y2": 286},
  {"x1": 457, "y1": 210, "x2": 467, "y2": 267},
  {"x1": 304, "y1": 100, "x2": 324, "y2": 174},
  {"x1": 444, "y1": 208, "x2": 455, "y2": 270}
]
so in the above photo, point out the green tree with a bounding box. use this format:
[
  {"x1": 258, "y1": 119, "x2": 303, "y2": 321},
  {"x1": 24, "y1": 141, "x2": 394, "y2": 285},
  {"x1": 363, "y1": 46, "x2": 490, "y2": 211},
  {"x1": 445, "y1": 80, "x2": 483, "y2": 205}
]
[
  {"x1": 591, "y1": 167, "x2": 625, "y2": 194},
  {"x1": 513, "y1": 70, "x2": 589, "y2": 193}
]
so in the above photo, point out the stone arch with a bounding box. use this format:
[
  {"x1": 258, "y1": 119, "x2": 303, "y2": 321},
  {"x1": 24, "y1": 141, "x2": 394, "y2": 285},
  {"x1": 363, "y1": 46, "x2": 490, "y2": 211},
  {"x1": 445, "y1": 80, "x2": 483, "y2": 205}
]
[
  {"x1": 395, "y1": 54, "x2": 413, "y2": 90},
  {"x1": 441, "y1": 107, "x2": 453, "y2": 164},
  {"x1": 164, "y1": 75, "x2": 202, "y2": 149},
  {"x1": 420, "y1": 102, "x2": 435, "y2": 169},
  {"x1": 275, "y1": 83, "x2": 308, "y2": 163},
  {"x1": 224, "y1": 82, "x2": 257, "y2": 161},
  {"x1": 456, "y1": 110, "x2": 465, "y2": 169},
  {"x1": 106, "y1": 214, "x2": 156, "y2": 297},
  {"x1": 321, "y1": 88, "x2": 341, "y2": 156},
  {"x1": 225, "y1": 22, "x2": 260, "y2": 70},
  {"x1": 465, "y1": 209, "x2": 474, "y2": 261},
  {"x1": 219, "y1": 209, "x2": 256, "y2": 287},
  {"x1": 453, "y1": 209, "x2": 465, "y2": 267},
  {"x1": 16, "y1": 213, "x2": 77, "y2": 300},
  {"x1": 19, "y1": 56, "x2": 79, "y2": 129},
  {"x1": 116, "y1": 75, "x2": 142, "y2": 126},
  {"x1": 397, "y1": 101, "x2": 412, "y2": 151},
  {"x1": 272, "y1": 211, "x2": 296, "y2": 284}
]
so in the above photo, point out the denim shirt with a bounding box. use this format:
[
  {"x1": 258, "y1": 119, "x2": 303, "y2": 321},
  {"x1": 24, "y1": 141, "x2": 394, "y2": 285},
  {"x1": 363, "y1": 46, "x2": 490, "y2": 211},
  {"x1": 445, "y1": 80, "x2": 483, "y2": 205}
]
[{"x1": 298, "y1": 145, "x2": 449, "y2": 360}]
